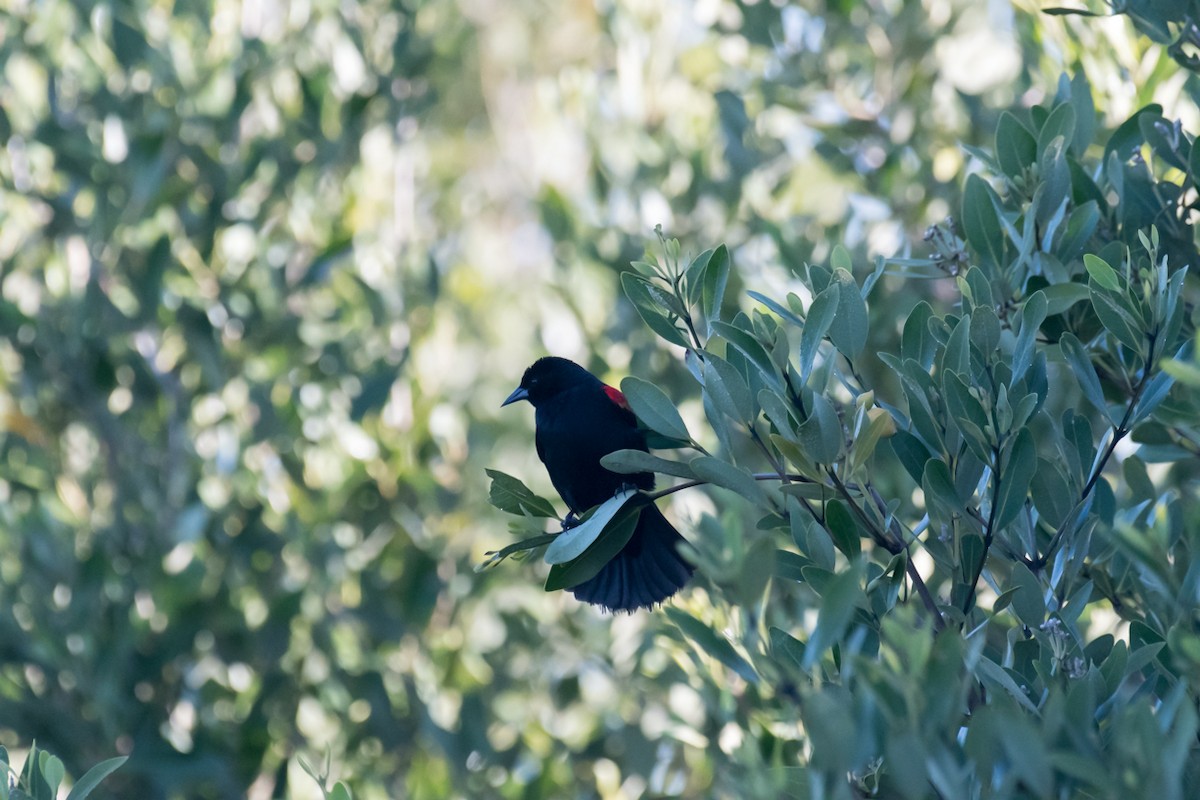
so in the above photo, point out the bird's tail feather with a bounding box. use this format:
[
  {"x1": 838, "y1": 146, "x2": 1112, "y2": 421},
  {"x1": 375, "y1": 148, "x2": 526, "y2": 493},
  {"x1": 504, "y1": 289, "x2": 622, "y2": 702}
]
[{"x1": 570, "y1": 504, "x2": 694, "y2": 612}]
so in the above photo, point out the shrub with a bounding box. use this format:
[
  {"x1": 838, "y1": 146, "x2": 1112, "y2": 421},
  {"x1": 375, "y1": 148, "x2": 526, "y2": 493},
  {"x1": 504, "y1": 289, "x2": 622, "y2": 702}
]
[{"x1": 490, "y1": 72, "x2": 1200, "y2": 798}]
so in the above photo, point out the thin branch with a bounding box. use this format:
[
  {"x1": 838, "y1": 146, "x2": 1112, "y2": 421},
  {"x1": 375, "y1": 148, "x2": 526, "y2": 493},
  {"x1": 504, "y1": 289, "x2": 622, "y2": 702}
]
[
  {"x1": 647, "y1": 472, "x2": 816, "y2": 501},
  {"x1": 476, "y1": 533, "x2": 559, "y2": 571},
  {"x1": 750, "y1": 425, "x2": 791, "y2": 484}
]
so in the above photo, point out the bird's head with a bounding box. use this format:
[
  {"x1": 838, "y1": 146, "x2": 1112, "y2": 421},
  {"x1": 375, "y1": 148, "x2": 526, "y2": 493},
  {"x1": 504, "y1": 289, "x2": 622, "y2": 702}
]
[{"x1": 502, "y1": 357, "x2": 597, "y2": 408}]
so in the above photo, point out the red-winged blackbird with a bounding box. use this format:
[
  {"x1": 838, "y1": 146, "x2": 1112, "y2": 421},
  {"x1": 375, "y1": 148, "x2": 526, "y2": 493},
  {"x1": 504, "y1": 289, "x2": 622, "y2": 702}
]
[{"x1": 502, "y1": 357, "x2": 694, "y2": 611}]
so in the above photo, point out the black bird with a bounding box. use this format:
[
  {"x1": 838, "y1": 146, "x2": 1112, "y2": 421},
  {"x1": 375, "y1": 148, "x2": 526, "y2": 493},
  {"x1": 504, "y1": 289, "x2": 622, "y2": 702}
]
[{"x1": 502, "y1": 357, "x2": 693, "y2": 611}]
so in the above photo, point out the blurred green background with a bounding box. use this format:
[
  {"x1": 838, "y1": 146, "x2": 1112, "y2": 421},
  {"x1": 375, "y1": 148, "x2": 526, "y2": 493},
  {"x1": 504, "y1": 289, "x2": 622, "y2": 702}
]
[{"x1": 0, "y1": 0, "x2": 1195, "y2": 797}]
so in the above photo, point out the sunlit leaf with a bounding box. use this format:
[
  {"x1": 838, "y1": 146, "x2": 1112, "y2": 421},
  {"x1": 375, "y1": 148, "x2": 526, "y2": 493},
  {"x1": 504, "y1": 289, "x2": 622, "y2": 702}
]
[{"x1": 545, "y1": 490, "x2": 640, "y2": 565}]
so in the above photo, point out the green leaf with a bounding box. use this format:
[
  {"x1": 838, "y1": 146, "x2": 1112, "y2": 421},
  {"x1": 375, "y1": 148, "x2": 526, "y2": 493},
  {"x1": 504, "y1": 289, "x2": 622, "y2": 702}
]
[
  {"x1": 545, "y1": 490, "x2": 640, "y2": 565},
  {"x1": 65, "y1": 757, "x2": 129, "y2": 800},
  {"x1": 702, "y1": 244, "x2": 730, "y2": 323},
  {"x1": 1030, "y1": 457, "x2": 1073, "y2": 527},
  {"x1": 1068, "y1": 72, "x2": 1096, "y2": 158},
  {"x1": 1041, "y1": 282, "x2": 1091, "y2": 316},
  {"x1": 962, "y1": 174, "x2": 1007, "y2": 270},
  {"x1": 943, "y1": 314, "x2": 972, "y2": 376},
  {"x1": 747, "y1": 290, "x2": 805, "y2": 327},
  {"x1": 329, "y1": 783, "x2": 354, "y2": 800},
  {"x1": 830, "y1": 244, "x2": 852, "y2": 272},
  {"x1": 1106, "y1": 104, "x2": 1162, "y2": 160},
  {"x1": 1038, "y1": 102, "x2": 1076, "y2": 156},
  {"x1": 942, "y1": 372, "x2": 991, "y2": 462},
  {"x1": 974, "y1": 655, "x2": 1039, "y2": 713},
  {"x1": 827, "y1": 268, "x2": 868, "y2": 357},
  {"x1": 1083, "y1": 254, "x2": 1121, "y2": 291},
  {"x1": 802, "y1": 562, "x2": 863, "y2": 668},
  {"x1": 1059, "y1": 333, "x2": 1110, "y2": 420},
  {"x1": 798, "y1": 393, "x2": 842, "y2": 464},
  {"x1": 600, "y1": 449, "x2": 696, "y2": 480},
  {"x1": 1132, "y1": 370, "x2": 1175, "y2": 425},
  {"x1": 970, "y1": 305, "x2": 1000, "y2": 356},
  {"x1": 1161, "y1": 354, "x2": 1200, "y2": 387},
  {"x1": 998, "y1": 713, "x2": 1053, "y2": 796},
  {"x1": 1011, "y1": 291, "x2": 1047, "y2": 385},
  {"x1": 899, "y1": 367, "x2": 944, "y2": 454},
  {"x1": 690, "y1": 456, "x2": 767, "y2": 504},
  {"x1": 1190, "y1": 122, "x2": 1200, "y2": 186},
  {"x1": 770, "y1": 626, "x2": 807, "y2": 673},
  {"x1": 733, "y1": 535, "x2": 777, "y2": 607},
  {"x1": 1090, "y1": 286, "x2": 1145, "y2": 355},
  {"x1": 1008, "y1": 561, "x2": 1045, "y2": 626},
  {"x1": 799, "y1": 283, "x2": 840, "y2": 382},
  {"x1": 683, "y1": 247, "x2": 716, "y2": 306},
  {"x1": 712, "y1": 320, "x2": 784, "y2": 391},
  {"x1": 621, "y1": 272, "x2": 690, "y2": 347},
  {"x1": 1035, "y1": 137, "x2": 1072, "y2": 228},
  {"x1": 890, "y1": 429, "x2": 931, "y2": 485},
  {"x1": 847, "y1": 407, "x2": 893, "y2": 475},
  {"x1": 619, "y1": 376, "x2": 691, "y2": 442},
  {"x1": 41, "y1": 756, "x2": 64, "y2": 798},
  {"x1": 923, "y1": 458, "x2": 966, "y2": 524},
  {"x1": 774, "y1": 549, "x2": 810, "y2": 582},
  {"x1": 991, "y1": 586, "x2": 1021, "y2": 614},
  {"x1": 666, "y1": 607, "x2": 757, "y2": 682},
  {"x1": 544, "y1": 503, "x2": 640, "y2": 590},
  {"x1": 825, "y1": 499, "x2": 861, "y2": 559},
  {"x1": 703, "y1": 352, "x2": 755, "y2": 424},
  {"x1": 779, "y1": 482, "x2": 834, "y2": 502},
  {"x1": 1055, "y1": 201, "x2": 1100, "y2": 262},
  {"x1": 1139, "y1": 113, "x2": 1189, "y2": 171},
  {"x1": 486, "y1": 470, "x2": 559, "y2": 518},
  {"x1": 759, "y1": 388, "x2": 798, "y2": 438},
  {"x1": 996, "y1": 111, "x2": 1037, "y2": 179},
  {"x1": 901, "y1": 300, "x2": 936, "y2": 369},
  {"x1": 994, "y1": 426, "x2": 1036, "y2": 530}
]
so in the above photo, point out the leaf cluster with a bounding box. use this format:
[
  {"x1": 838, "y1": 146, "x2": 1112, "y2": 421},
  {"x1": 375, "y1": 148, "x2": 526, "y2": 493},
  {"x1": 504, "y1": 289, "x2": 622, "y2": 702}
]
[{"x1": 489, "y1": 72, "x2": 1200, "y2": 799}]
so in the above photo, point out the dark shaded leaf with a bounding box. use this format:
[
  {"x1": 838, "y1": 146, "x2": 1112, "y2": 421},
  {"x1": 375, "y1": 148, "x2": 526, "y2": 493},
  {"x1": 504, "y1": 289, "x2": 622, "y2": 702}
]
[
  {"x1": 825, "y1": 499, "x2": 861, "y2": 559},
  {"x1": 994, "y1": 426, "x2": 1036, "y2": 530},
  {"x1": 486, "y1": 469, "x2": 559, "y2": 517}
]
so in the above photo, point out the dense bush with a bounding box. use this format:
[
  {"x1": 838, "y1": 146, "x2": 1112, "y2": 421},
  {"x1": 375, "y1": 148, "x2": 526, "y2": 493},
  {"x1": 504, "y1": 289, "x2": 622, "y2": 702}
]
[
  {"x1": 1, "y1": 0, "x2": 1197, "y2": 798},
  {"x1": 487, "y1": 37, "x2": 1200, "y2": 800}
]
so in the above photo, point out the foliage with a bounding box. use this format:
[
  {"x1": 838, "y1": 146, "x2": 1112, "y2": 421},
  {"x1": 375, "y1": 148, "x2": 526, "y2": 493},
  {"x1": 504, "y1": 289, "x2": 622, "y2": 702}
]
[
  {"x1": 1046, "y1": 0, "x2": 1200, "y2": 73},
  {"x1": 0, "y1": 744, "x2": 125, "y2": 800},
  {"x1": 488, "y1": 58, "x2": 1200, "y2": 800},
  {"x1": 1, "y1": 0, "x2": 1198, "y2": 799}
]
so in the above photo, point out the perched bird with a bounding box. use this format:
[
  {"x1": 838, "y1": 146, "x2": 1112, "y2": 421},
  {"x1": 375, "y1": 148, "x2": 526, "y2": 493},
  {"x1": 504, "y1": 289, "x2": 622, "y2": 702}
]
[{"x1": 502, "y1": 357, "x2": 694, "y2": 611}]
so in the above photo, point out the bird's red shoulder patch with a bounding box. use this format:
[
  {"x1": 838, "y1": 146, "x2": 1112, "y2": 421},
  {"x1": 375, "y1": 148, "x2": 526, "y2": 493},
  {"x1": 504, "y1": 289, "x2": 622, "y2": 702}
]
[{"x1": 603, "y1": 385, "x2": 631, "y2": 411}]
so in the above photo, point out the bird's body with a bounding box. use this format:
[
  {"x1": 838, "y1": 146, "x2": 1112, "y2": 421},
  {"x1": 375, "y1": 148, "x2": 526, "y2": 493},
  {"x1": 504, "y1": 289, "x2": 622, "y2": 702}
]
[{"x1": 503, "y1": 357, "x2": 693, "y2": 611}]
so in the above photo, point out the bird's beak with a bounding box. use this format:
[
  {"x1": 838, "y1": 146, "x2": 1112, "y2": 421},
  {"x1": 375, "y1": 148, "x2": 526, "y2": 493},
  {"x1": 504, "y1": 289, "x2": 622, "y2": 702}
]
[{"x1": 501, "y1": 386, "x2": 529, "y2": 407}]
